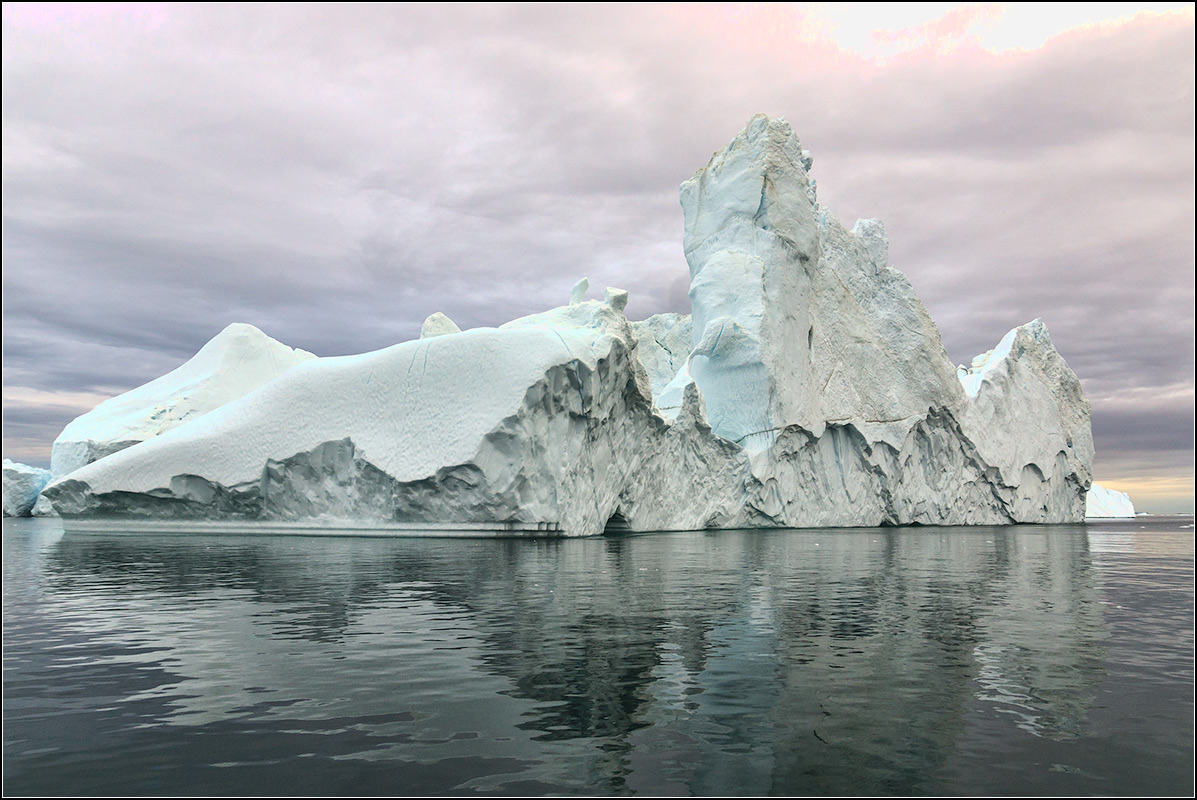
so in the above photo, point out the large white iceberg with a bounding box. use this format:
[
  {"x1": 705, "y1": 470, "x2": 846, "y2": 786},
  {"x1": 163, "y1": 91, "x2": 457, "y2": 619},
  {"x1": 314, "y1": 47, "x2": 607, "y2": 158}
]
[
  {"x1": 3, "y1": 459, "x2": 51, "y2": 517},
  {"x1": 43, "y1": 115, "x2": 1095, "y2": 535},
  {"x1": 1085, "y1": 483, "x2": 1136, "y2": 518}
]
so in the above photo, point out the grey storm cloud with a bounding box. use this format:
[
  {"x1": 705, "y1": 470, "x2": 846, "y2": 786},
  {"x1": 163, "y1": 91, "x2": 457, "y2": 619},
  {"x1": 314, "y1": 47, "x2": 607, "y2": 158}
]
[{"x1": 2, "y1": 5, "x2": 1193, "y2": 507}]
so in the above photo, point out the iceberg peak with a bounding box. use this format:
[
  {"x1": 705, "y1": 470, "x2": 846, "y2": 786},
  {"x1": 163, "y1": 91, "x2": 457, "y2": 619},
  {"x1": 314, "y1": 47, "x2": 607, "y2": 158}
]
[
  {"x1": 49, "y1": 322, "x2": 316, "y2": 478},
  {"x1": 420, "y1": 312, "x2": 462, "y2": 339},
  {"x1": 569, "y1": 277, "x2": 589, "y2": 305}
]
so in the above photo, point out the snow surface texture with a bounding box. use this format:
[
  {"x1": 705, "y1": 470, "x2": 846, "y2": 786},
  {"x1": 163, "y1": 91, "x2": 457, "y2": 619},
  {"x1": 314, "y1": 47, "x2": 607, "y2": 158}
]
[
  {"x1": 44, "y1": 115, "x2": 1095, "y2": 535},
  {"x1": 48, "y1": 323, "x2": 316, "y2": 479},
  {"x1": 3, "y1": 459, "x2": 51, "y2": 517},
  {"x1": 1086, "y1": 483, "x2": 1136, "y2": 518}
]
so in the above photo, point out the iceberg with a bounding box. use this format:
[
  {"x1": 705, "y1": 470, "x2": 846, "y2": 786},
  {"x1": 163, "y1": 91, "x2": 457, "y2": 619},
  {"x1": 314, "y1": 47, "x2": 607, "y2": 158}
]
[
  {"x1": 42, "y1": 115, "x2": 1095, "y2": 535},
  {"x1": 1085, "y1": 483, "x2": 1136, "y2": 518},
  {"x1": 3, "y1": 459, "x2": 51, "y2": 517}
]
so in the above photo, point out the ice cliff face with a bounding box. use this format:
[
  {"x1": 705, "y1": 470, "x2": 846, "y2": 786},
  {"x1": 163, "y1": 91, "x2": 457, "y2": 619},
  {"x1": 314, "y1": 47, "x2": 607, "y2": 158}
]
[
  {"x1": 658, "y1": 115, "x2": 1091, "y2": 525},
  {"x1": 42, "y1": 115, "x2": 1095, "y2": 534},
  {"x1": 49, "y1": 323, "x2": 316, "y2": 478},
  {"x1": 629, "y1": 313, "x2": 692, "y2": 399},
  {"x1": 1085, "y1": 483, "x2": 1136, "y2": 518},
  {"x1": 956, "y1": 319, "x2": 1094, "y2": 521},
  {"x1": 3, "y1": 459, "x2": 51, "y2": 517}
]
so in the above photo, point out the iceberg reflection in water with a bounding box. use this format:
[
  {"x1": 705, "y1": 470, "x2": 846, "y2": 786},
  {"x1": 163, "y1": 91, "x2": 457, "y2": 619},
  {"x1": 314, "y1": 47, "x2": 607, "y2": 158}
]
[{"x1": 3, "y1": 517, "x2": 1193, "y2": 796}]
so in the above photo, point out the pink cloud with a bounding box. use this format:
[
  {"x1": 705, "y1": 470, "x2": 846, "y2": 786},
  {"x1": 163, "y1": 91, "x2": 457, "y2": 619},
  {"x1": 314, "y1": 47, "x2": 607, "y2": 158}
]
[{"x1": 2, "y1": 2, "x2": 165, "y2": 30}]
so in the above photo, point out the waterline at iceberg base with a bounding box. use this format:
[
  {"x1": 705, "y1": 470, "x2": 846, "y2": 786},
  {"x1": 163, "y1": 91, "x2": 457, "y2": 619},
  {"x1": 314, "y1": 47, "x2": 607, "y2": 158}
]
[{"x1": 42, "y1": 115, "x2": 1094, "y2": 536}]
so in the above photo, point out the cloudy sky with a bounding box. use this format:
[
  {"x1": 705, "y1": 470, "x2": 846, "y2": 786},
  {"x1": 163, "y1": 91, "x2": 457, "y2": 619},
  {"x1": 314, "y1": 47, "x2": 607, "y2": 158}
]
[{"x1": 3, "y1": 3, "x2": 1193, "y2": 512}]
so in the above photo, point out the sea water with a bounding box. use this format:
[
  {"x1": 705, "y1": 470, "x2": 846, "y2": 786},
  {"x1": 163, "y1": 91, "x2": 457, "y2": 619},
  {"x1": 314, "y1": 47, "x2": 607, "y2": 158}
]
[{"x1": 4, "y1": 516, "x2": 1193, "y2": 795}]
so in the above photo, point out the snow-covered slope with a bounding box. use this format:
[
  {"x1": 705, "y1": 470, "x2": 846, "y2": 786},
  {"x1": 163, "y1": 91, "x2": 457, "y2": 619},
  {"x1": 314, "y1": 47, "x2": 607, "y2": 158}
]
[
  {"x1": 43, "y1": 115, "x2": 1095, "y2": 534},
  {"x1": 3, "y1": 459, "x2": 51, "y2": 517},
  {"x1": 1086, "y1": 483, "x2": 1136, "y2": 518},
  {"x1": 46, "y1": 293, "x2": 745, "y2": 534},
  {"x1": 49, "y1": 323, "x2": 316, "y2": 478}
]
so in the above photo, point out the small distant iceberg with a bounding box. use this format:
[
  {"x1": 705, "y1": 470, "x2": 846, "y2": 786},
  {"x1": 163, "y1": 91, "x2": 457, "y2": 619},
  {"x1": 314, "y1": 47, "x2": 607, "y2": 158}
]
[
  {"x1": 1085, "y1": 483, "x2": 1136, "y2": 518},
  {"x1": 2, "y1": 459, "x2": 51, "y2": 517}
]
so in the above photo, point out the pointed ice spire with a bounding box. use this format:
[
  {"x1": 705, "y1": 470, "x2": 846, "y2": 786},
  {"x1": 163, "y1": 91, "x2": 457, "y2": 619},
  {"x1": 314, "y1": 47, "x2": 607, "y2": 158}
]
[{"x1": 569, "y1": 277, "x2": 589, "y2": 305}]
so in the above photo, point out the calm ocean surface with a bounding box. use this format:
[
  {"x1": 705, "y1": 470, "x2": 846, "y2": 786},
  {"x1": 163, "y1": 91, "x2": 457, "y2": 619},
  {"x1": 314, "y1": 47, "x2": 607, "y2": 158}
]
[{"x1": 4, "y1": 516, "x2": 1193, "y2": 796}]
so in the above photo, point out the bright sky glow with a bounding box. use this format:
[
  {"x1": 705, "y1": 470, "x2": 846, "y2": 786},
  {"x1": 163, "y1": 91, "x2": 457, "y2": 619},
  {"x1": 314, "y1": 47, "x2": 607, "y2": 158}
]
[{"x1": 801, "y1": 2, "x2": 1194, "y2": 60}]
